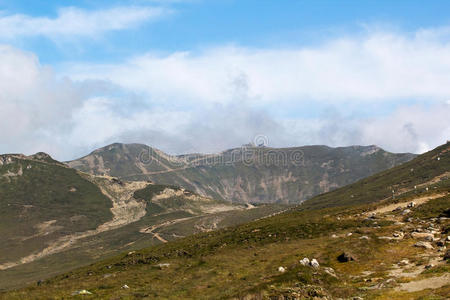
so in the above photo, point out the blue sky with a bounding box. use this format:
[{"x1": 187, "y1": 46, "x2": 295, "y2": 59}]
[
  {"x1": 0, "y1": 0, "x2": 449, "y2": 159},
  {"x1": 4, "y1": 0, "x2": 450, "y2": 63}
]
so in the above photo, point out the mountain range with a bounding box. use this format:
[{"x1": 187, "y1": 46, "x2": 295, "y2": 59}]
[{"x1": 67, "y1": 143, "x2": 416, "y2": 204}]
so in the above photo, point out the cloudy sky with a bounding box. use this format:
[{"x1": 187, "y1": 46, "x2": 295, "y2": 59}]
[{"x1": 1, "y1": 0, "x2": 449, "y2": 160}]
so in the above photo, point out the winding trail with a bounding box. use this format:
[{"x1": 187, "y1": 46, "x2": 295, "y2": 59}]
[{"x1": 0, "y1": 178, "x2": 148, "y2": 270}]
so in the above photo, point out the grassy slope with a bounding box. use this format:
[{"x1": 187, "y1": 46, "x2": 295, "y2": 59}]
[
  {"x1": 0, "y1": 164, "x2": 286, "y2": 291},
  {"x1": 0, "y1": 154, "x2": 113, "y2": 264},
  {"x1": 302, "y1": 142, "x2": 449, "y2": 210},
  {"x1": 5, "y1": 143, "x2": 448, "y2": 299}
]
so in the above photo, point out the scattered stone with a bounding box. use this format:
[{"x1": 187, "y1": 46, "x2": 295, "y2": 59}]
[
  {"x1": 156, "y1": 263, "x2": 171, "y2": 269},
  {"x1": 323, "y1": 267, "x2": 337, "y2": 278},
  {"x1": 407, "y1": 202, "x2": 416, "y2": 208},
  {"x1": 337, "y1": 252, "x2": 356, "y2": 262},
  {"x1": 310, "y1": 259, "x2": 320, "y2": 269},
  {"x1": 444, "y1": 249, "x2": 450, "y2": 260},
  {"x1": 414, "y1": 241, "x2": 434, "y2": 249},
  {"x1": 401, "y1": 209, "x2": 411, "y2": 215},
  {"x1": 331, "y1": 234, "x2": 338, "y2": 238},
  {"x1": 360, "y1": 235, "x2": 369, "y2": 240},
  {"x1": 299, "y1": 257, "x2": 310, "y2": 266},
  {"x1": 393, "y1": 232, "x2": 404, "y2": 238},
  {"x1": 127, "y1": 251, "x2": 136, "y2": 256},
  {"x1": 425, "y1": 264, "x2": 434, "y2": 269},
  {"x1": 347, "y1": 233, "x2": 353, "y2": 237},
  {"x1": 398, "y1": 259, "x2": 409, "y2": 266},
  {"x1": 446, "y1": 236, "x2": 450, "y2": 242},
  {"x1": 278, "y1": 266, "x2": 286, "y2": 273},
  {"x1": 122, "y1": 284, "x2": 130, "y2": 289},
  {"x1": 72, "y1": 290, "x2": 92, "y2": 295},
  {"x1": 411, "y1": 232, "x2": 435, "y2": 240}
]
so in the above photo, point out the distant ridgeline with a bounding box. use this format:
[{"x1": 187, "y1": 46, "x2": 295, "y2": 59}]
[{"x1": 68, "y1": 143, "x2": 416, "y2": 204}]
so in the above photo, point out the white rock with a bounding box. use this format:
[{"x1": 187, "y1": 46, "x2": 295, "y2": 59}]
[
  {"x1": 360, "y1": 236, "x2": 369, "y2": 240},
  {"x1": 299, "y1": 257, "x2": 310, "y2": 266},
  {"x1": 331, "y1": 234, "x2": 338, "y2": 238},
  {"x1": 398, "y1": 259, "x2": 409, "y2": 266},
  {"x1": 122, "y1": 284, "x2": 130, "y2": 289},
  {"x1": 401, "y1": 209, "x2": 411, "y2": 215},
  {"x1": 72, "y1": 290, "x2": 92, "y2": 295},
  {"x1": 414, "y1": 241, "x2": 434, "y2": 249},
  {"x1": 278, "y1": 266, "x2": 286, "y2": 273},
  {"x1": 310, "y1": 259, "x2": 320, "y2": 269},
  {"x1": 323, "y1": 267, "x2": 337, "y2": 278},
  {"x1": 407, "y1": 202, "x2": 416, "y2": 208},
  {"x1": 347, "y1": 233, "x2": 353, "y2": 237}
]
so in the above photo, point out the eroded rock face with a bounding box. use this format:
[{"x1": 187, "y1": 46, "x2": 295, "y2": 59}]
[{"x1": 67, "y1": 143, "x2": 416, "y2": 204}]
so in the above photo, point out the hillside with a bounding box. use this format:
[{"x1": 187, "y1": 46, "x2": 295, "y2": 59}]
[
  {"x1": 302, "y1": 141, "x2": 450, "y2": 210},
  {"x1": 7, "y1": 142, "x2": 449, "y2": 299},
  {"x1": 67, "y1": 143, "x2": 416, "y2": 204},
  {"x1": 0, "y1": 154, "x2": 285, "y2": 290}
]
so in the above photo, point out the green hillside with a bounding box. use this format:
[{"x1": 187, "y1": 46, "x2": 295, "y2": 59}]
[
  {"x1": 0, "y1": 154, "x2": 285, "y2": 290},
  {"x1": 302, "y1": 141, "x2": 449, "y2": 210},
  {"x1": 0, "y1": 154, "x2": 112, "y2": 267},
  {"x1": 6, "y1": 142, "x2": 448, "y2": 299}
]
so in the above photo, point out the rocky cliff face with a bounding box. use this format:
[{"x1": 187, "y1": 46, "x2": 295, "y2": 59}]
[{"x1": 68, "y1": 143, "x2": 416, "y2": 204}]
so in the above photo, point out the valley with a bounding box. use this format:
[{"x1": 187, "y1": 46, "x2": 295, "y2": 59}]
[{"x1": 1, "y1": 142, "x2": 448, "y2": 299}]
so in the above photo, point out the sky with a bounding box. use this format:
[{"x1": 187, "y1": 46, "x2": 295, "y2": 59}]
[{"x1": 0, "y1": 0, "x2": 449, "y2": 160}]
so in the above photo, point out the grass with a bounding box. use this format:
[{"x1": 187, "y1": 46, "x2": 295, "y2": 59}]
[{"x1": 1, "y1": 142, "x2": 449, "y2": 298}]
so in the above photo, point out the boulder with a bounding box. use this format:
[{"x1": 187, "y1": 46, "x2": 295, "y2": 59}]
[
  {"x1": 411, "y1": 232, "x2": 435, "y2": 240},
  {"x1": 337, "y1": 252, "x2": 357, "y2": 262},
  {"x1": 401, "y1": 209, "x2": 412, "y2": 215},
  {"x1": 299, "y1": 257, "x2": 310, "y2": 266},
  {"x1": 414, "y1": 241, "x2": 434, "y2": 249},
  {"x1": 322, "y1": 267, "x2": 337, "y2": 278},
  {"x1": 444, "y1": 249, "x2": 450, "y2": 260},
  {"x1": 310, "y1": 259, "x2": 320, "y2": 269},
  {"x1": 72, "y1": 290, "x2": 92, "y2": 295}
]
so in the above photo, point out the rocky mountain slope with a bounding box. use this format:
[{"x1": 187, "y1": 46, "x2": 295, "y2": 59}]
[
  {"x1": 0, "y1": 153, "x2": 285, "y2": 290},
  {"x1": 6, "y1": 142, "x2": 448, "y2": 299},
  {"x1": 67, "y1": 143, "x2": 416, "y2": 204}
]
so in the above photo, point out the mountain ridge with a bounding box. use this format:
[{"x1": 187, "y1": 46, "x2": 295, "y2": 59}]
[{"x1": 67, "y1": 143, "x2": 417, "y2": 204}]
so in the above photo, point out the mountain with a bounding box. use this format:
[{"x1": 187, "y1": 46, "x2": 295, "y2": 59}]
[
  {"x1": 0, "y1": 153, "x2": 285, "y2": 290},
  {"x1": 67, "y1": 143, "x2": 416, "y2": 204},
  {"x1": 7, "y1": 142, "x2": 448, "y2": 299}
]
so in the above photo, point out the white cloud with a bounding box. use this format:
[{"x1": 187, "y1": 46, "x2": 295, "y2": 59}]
[
  {"x1": 0, "y1": 6, "x2": 168, "y2": 39},
  {"x1": 67, "y1": 28, "x2": 450, "y2": 104},
  {"x1": 2, "y1": 25, "x2": 450, "y2": 160}
]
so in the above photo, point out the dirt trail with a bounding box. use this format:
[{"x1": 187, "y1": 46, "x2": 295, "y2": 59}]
[
  {"x1": 140, "y1": 217, "x2": 194, "y2": 243},
  {"x1": 395, "y1": 274, "x2": 450, "y2": 292},
  {"x1": 0, "y1": 178, "x2": 149, "y2": 270},
  {"x1": 367, "y1": 193, "x2": 446, "y2": 215}
]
